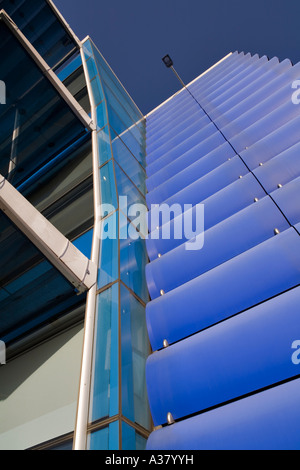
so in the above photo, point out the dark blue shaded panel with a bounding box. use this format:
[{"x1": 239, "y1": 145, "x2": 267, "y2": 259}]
[
  {"x1": 147, "y1": 378, "x2": 300, "y2": 450},
  {"x1": 0, "y1": 213, "x2": 83, "y2": 343}
]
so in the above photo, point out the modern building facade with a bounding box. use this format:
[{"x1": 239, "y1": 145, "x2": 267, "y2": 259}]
[
  {"x1": 1, "y1": 0, "x2": 300, "y2": 452},
  {"x1": 145, "y1": 51, "x2": 300, "y2": 450},
  {"x1": 0, "y1": 0, "x2": 150, "y2": 450}
]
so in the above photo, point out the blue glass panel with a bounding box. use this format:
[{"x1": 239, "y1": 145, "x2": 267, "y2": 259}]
[
  {"x1": 88, "y1": 426, "x2": 109, "y2": 450},
  {"x1": 1, "y1": 256, "x2": 84, "y2": 344},
  {"x1": 98, "y1": 126, "x2": 112, "y2": 166},
  {"x1": 91, "y1": 76, "x2": 105, "y2": 106},
  {"x1": 120, "y1": 214, "x2": 149, "y2": 304},
  {"x1": 122, "y1": 422, "x2": 147, "y2": 450},
  {"x1": 100, "y1": 160, "x2": 118, "y2": 208},
  {"x1": 73, "y1": 229, "x2": 93, "y2": 259},
  {"x1": 111, "y1": 129, "x2": 146, "y2": 195},
  {"x1": 0, "y1": 213, "x2": 85, "y2": 343},
  {"x1": 82, "y1": 40, "x2": 93, "y2": 60},
  {"x1": 49, "y1": 440, "x2": 73, "y2": 451},
  {"x1": 117, "y1": 126, "x2": 146, "y2": 168},
  {"x1": 57, "y1": 53, "x2": 82, "y2": 82},
  {"x1": 98, "y1": 213, "x2": 119, "y2": 289},
  {"x1": 90, "y1": 42, "x2": 143, "y2": 125},
  {"x1": 147, "y1": 285, "x2": 300, "y2": 425},
  {"x1": 121, "y1": 284, "x2": 150, "y2": 430},
  {"x1": 0, "y1": 21, "x2": 88, "y2": 188},
  {"x1": 104, "y1": 85, "x2": 144, "y2": 142},
  {"x1": 86, "y1": 56, "x2": 98, "y2": 80},
  {"x1": 114, "y1": 163, "x2": 144, "y2": 217},
  {"x1": 89, "y1": 284, "x2": 119, "y2": 422},
  {"x1": 88, "y1": 421, "x2": 119, "y2": 450},
  {"x1": 96, "y1": 103, "x2": 108, "y2": 130}
]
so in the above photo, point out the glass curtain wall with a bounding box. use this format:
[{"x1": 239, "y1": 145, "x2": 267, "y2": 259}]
[
  {"x1": 0, "y1": 47, "x2": 95, "y2": 449},
  {"x1": 81, "y1": 38, "x2": 151, "y2": 450}
]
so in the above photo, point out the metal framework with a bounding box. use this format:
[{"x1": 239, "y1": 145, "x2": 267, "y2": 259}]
[
  {"x1": 0, "y1": 174, "x2": 97, "y2": 293},
  {"x1": 0, "y1": 9, "x2": 95, "y2": 132}
]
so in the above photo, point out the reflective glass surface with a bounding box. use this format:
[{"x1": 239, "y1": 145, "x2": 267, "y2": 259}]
[
  {"x1": 0, "y1": 214, "x2": 85, "y2": 344},
  {"x1": 89, "y1": 43, "x2": 143, "y2": 128},
  {"x1": 0, "y1": 20, "x2": 89, "y2": 188},
  {"x1": 83, "y1": 37, "x2": 150, "y2": 447},
  {"x1": 89, "y1": 285, "x2": 119, "y2": 422},
  {"x1": 120, "y1": 214, "x2": 149, "y2": 304},
  {"x1": 0, "y1": 0, "x2": 78, "y2": 69},
  {"x1": 83, "y1": 38, "x2": 146, "y2": 168},
  {"x1": 98, "y1": 213, "x2": 119, "y2": 289},
  {"x1": 100, "y1": 160, "x2": 118, "y2": 208},
  {"x1": 111, "y1": 129, "x2": 146, "y2": 195},
  {"x1": 121, "y1": 285, "x2": 151, "y2": 430},
  {"x1": 22, "y1": 139, "x2": 93, "y2": 214},
  {"x1": 122, "y1": 422, "x2": 147, "y2": 450},
  {"x1": 91, "y1": 76, "x2": 105, "y2": 107},
  {"x1": 87, "y1": 421, "x2": 119, "y2": 451},
  {"x1": 62, "y1": 62, "x2": 90, "y2": 115},
  {"x1": 73, "y1": 229, "x2": 93, "y2": 259},
  {"x1": 96, "y1": 103, "x2": 109, "y2": 130},
  {"x1": 98, "y1": 126, "x2": 113, "y2": 166},
  {"x1": 115, "y1": 163, "x2": 145, "y2": 215}
]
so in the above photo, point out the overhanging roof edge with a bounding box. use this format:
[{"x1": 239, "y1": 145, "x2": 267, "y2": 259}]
[
  {"x1": 0, "y1": 174, "x2": 97, "y2": 294},
  {"x1": 0, "y1": 9, "x2": 95, "y2": 132},
  {"x1": 45, "y1": 0, "x2": 81, "y2": 48}
]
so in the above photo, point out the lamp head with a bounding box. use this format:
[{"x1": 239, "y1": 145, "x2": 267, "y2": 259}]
[{"x1": 162, "y1": 54, "x2": 173, "y2": 68}]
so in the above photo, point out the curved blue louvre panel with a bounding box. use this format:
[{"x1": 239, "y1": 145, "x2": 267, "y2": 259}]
[
  {"x1": 146, "y1": 286, "x2": 300, "y2": 426},
  {"x1": 146, "y1": 196, "x2": 289, "y2": 299},
  {"x1": 197, "y1": 57, "x2": 291, "y2": 121},
  {"x1": 146, "y1": 52, "x2": 242, "y2": 135},
  {"x1": 0, "y1": 17, "x2": 90, "y2": 188},
  {"x1": 213, "y1": 60, "x2": 300, "y2": 132},
  {"x1": 146, "y1": 228, "x2": 300, "y2": 351},
  {"x1": 147, "y1": 155, "x2": 248, "y2": 210},
  {"x1": 145, "y1": 51, "x2": 300, "y2": 449},
  {"x1": 252, "y1": 141, "x2": 300, "y2": 193},
  {"x1": 0, "y1": 0, "x2": 79, "y2": 69},
  {"x1": 146, "y1": 173, "x2": 266, "y2": 260},
  {"x1": 193, "y1": 57, "x2": 292, "y2": 123},
  {"x1": 146, "y1": 142, "x2": 236, "y2": 202},
  {"x1": 147, "y1": 119, "x2": 222, "y2": 177},
  {"x1": 147, "y1": 378, "x2": 300, "y2": 450},
  {"x1": 270, "y1": 177, "x2": 300, "y2": 227}
]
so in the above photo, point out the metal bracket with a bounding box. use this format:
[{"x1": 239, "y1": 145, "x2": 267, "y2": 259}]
[{"x1": 0, "y1": 174, "x2": 97, "y2": 293}]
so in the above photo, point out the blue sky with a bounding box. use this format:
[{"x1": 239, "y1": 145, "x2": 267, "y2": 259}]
[{"x1": 55, "y1": 0, "x2": 300, "y2": 115}]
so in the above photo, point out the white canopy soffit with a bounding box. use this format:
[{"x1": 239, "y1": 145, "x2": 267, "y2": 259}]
[{"x1": 0, "y1": 174, "x2": 97, "y2": 294}]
